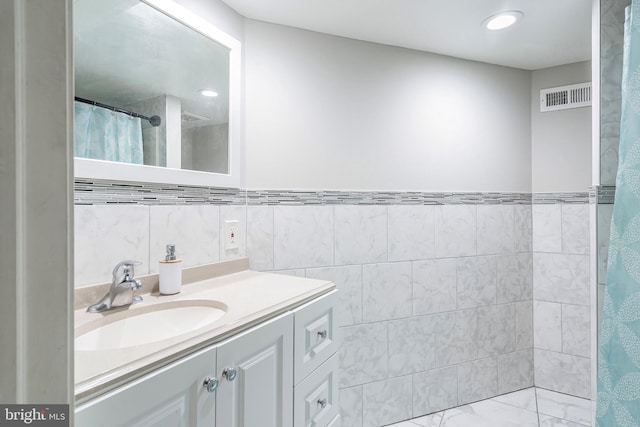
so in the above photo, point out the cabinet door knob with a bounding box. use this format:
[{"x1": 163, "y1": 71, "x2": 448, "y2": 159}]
[
  {"x1": 223, "y1": 367, "x2": 238, "y2": 382},
  {"x1": 202, "y1": 376, "x2": 219, "y2": 393},
  {"x1": 317, "y1": 329, "x2": 328, "y2": 339},
  {"x1": 317, "y1": 398, "x2": 327, "y2": 409}
]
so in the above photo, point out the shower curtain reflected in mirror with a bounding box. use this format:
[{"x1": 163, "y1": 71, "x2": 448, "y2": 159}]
[
  {"x1": 597, "y1": 2, "x2": 640, "y2": 425},
  {"x1": 74, "y1": 101, "x2": 144, "y2": 164}
]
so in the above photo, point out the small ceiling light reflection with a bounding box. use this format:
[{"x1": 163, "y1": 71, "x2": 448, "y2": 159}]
[
  {"x1": 199, "y1": 89, "x2": 218, "y2": 97},
  {"x1": 483, "y1": 11, "x2": 524, "y2": 31}
]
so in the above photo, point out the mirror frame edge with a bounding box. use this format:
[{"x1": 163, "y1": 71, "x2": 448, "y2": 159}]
[{"x1": 74, "y1": 0, "x2": 244, "y2": 189}]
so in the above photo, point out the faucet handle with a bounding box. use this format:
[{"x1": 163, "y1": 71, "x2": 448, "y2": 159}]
[{"x1": 112, "y1": 260, "x2": 142, "y2": 283}]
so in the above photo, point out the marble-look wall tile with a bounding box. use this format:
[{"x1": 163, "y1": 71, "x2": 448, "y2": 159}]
[
  {"x1": 362, "y1": 262, "x2": 412, "y2": 322},
  {"x1": 412, "y1": 366, "x2": 458, "y2": 417},
  {"x1": 335, "y1": 205, "x2": 387, "y2": 265},
  {"x1": 597, "y1": 204, "x2": 614, "y2": 284},
  {"x1": 388, "y1": 315, "x2": 436, "y2": 376},
  {"x1": 339, "y1": 323, "x2": 388, "y2": 387},
  {"x1": 514, "y1": 204, "x2": 532, "y2": 252},
  {"x1": 457, "y1": 357, "x2": 498, "y2": 405},
  {"x1": 306, "y1": 265, "x2": 362, "y2": 326},
  {"x1": 434, "y1": 205, "x2": 477, "y2": 258},
  {"x1": 149, "y1": 205, "x2": 219, "y2": 273},
  {"x1": 273, "y1": 206, "x2": 334, "y2": 269},
  {"x1": 413, "y1": 258, "x2": 457, "y2": 315},
  {"x1": 339, "y1": 385, "x2": 363, "y2": 427},
  {"x1": 456, "y1": 256, "x2": 497, "y2": 309},
  {"x1": 497, "y1": 350, "x2": 534, "y2": 394},
  {"x1": 496, "y1": 253, "x2": 533, "y2": 303},
  {"x1": 562, "y1": 304, "x2": 591, "y2": 357},
  {"x1": 533, "y1": 253, "x2": 590, "y2": 306},
  {"x1": 219, "y1": 205, "x2": 247, "y2": 261},
  {"x1": 272, "y1": 269, "x2": 306, "y2": 278},
  {"x1": 515, "y1": 300, "x2": 533, "y2": 351},
  {"x1": 75, "y1": 204, "x2": 150, "y2": 287},
  {"x1": 561, "y1": 204, "x2": 590, "y2": 255},
  {"x1": 534, "y1": 300, "x2": 562, "y2": 352},
  {"x1": 477, "y1": 304, "x2": 516, "y2": 358},
  {"x1": 434, "y1": 309, "x2": 478, "y2": 367},
  {"x1": 534, "y1": 349, "x2": 591, "y2": 399},
  {"x1": 476, "y1": 205, "x2": 515, "y2": 255},
  {"x1": 532, "y1": 204, "x2": 562, "y2": 253},
  {"x1": 246, "y1": 206, "x2": 274, "y2": 271},
  {"x1": 363, "y1": 376, "x2": 413, "y2": 427},
  {"x1": 388, "y1": 205, "x2": 435, "y2": 261}
]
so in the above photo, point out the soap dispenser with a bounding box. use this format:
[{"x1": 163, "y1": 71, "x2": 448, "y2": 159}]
[{"x1": 159, "y1": 244, "x2": 182, "y2": 295}]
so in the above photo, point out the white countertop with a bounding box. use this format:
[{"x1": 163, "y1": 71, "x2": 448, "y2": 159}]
[{"x1": 74, "y1": 261, "x2": 334, "y2": 402}]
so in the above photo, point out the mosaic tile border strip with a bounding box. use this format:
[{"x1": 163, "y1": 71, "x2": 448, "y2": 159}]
[
  {"x1": 590, "y1": 185, "x2": 615, "y2": 204},
  {"x1": 74, "y1": 179, "x2": 246, "y2": 205},
  {"x1": 532, "y1": 192, "x2": 590, "y2": 204},
  {"x1": 75, "y1": 179, "x2": 595, "y2": 206},
  {"x1": 245, "y1": 190, "x2": 532, "y2": 205}
]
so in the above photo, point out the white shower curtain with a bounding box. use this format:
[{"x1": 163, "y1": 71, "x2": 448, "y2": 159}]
[{"x1": 74, "y1": 101, "x2": 144, "y2": 164}]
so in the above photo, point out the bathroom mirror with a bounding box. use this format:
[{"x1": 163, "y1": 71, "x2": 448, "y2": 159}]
[{"x1": 73, "y1": 0, "x2": 242, "y2": 187}]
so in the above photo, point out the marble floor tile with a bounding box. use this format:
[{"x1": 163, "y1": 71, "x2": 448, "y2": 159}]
[
  {"x1": 490, "y1": 387, "x2": 537, "y2": 412},
  {"x1": 536, "y1": 388, "x2": 591, "y2": 425},
  {"x1": 383, "y1": 387, "x2": 593, "y2": 427},
  {"x1": 538, "y1": 414, "x2": 590, "y2": 427},
  {"x1": 439, "y1": 399, "x2": 539, "y2": 427},
  {"x1": 407, "y1": 412, "x2": 443, "y2": 426}
]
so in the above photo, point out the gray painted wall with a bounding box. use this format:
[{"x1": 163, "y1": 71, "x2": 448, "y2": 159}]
[
  {"x1": 244, "y1": 20, "x2": 533, "y2": 192},
  {"x1": 531, "y1": 61, "x2": 592, "y2": 192}
]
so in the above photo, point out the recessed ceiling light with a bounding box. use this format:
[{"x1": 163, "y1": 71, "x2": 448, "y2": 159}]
[
  {"x1": 199, "y1": 89, "x2": 218, "y2": 97},
  {"x1": 483, "y1": 11, "x2": 524, "y2": 31}
]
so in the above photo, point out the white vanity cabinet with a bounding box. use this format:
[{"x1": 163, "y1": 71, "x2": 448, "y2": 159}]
[
  {"x1": 293, "y1": 290, "x2": 340, "y2": 427},
  {"x1": 216, "y1": 312, "x2": 293, "y2": 427},
  {"x1": 75, "y1": 290, "x2": 338, "y2": 427},
  {"x1": 75, "y1": 345, "x2": 218, "y2": 426}
]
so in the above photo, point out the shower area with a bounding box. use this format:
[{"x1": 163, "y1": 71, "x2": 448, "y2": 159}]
[{"x1": 594, "y1": 0, "x2": 640, "y2": 425}]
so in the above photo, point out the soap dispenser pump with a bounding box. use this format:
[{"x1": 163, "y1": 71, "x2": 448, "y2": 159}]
[{"x1": 159, "y1": 244, "x2": 182, "y2": 295}]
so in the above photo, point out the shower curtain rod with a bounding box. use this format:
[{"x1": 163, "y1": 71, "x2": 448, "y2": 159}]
[{"x1": 74, "y1": 96, "x2": 162, "y2": 127}]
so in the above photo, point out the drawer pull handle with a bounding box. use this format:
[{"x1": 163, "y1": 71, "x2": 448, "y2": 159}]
[
  {"x1": 202, "y1": 376, "x2": 219, "y2": 393},
  {"x1": 223, "y1": 367, "x2": 238, "y2": 382},
  {"x1": 317, "y1": 398, "x2": 327, "y2": 409},
  {"x1": 317, "y1": 329, "x2": 328, "y2": 339}
]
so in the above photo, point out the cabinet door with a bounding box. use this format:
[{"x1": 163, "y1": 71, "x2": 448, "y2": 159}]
[
  {"x1": 216, "y1": 312, "x2": 294, "y2": 427},
  {"x1": 75, "y1": 346, "x2": 217, "y2": 427}
]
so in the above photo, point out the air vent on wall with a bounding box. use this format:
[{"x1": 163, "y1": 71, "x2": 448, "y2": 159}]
[{"x1": 540, "y1": 82, "x2": 592, "y2": 112}]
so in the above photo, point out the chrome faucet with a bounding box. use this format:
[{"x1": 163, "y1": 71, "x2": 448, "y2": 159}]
[{"x1": 87, "y1": 260, "x2": 143, "y2": 313}]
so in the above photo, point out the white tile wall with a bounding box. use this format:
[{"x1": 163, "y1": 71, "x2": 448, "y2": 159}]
[
  {"x1": 387, "y1": 205, "x2": 435, "y2": 261},
  {"x1": 362, "y1": 376, "x2": 413, "y2": 427},
  {"x1": 149, "y1": 205, "x2": 220, "y2": 273},
  {"x1": 273, "y1": 205, "x2": 334, "y2": 269},
  {"x1": 334, "y1": 205, "x2": 387, "y2": 265},
  {"x1": 532, "y1": 205, "x2": 562, "y2": 252},
  {"x1": 532, "y1": 203, "x2": 591, "y2": 401},
  {"x1": 434, "y1": 205, "x2": 477, "y2": 257},
  {"x1": 362, "y1": 262, "x2": 412, "y2": 322},
  {"x1": 412, "y1": 366, "x2": 458, "y2": 417},
  {"x1": 412, "y1": 258, "x2": 457, "y2": 315},
  {"x1": 75, "y1": 200, "x2": 593, "y2": 426},
  {"x1": 75, "y1": 205, "x2": 151, "y2": 286}
]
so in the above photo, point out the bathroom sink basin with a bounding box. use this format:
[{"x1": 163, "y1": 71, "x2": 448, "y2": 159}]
[{"x1": 76, "y1": 300, "x2": 227, "y2": 351}]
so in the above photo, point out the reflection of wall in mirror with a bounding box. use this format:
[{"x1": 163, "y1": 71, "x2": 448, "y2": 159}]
[
  {"x1": 125, "y1": 96, "x2": 167, "y2": 167},
  {"x1": 182, "y1": 124, "x2": 229, "y2": 174}
]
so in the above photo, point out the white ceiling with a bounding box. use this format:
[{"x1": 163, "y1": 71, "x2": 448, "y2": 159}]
[{"x1": 220, "y1": 0, "x2": 592, "y2": 70}]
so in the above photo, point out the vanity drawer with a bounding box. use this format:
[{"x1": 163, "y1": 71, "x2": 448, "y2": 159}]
[
  {"x1": 293, "y1": 290, "x2": 338, "y2": 384},
  {"x1": 327, "y1": 414, "x2": 341, "y2": 426},
  {"x1": 294, "y1": 353, "x2": 339, "y2": 427}
]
